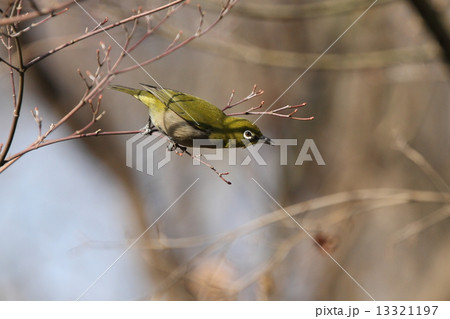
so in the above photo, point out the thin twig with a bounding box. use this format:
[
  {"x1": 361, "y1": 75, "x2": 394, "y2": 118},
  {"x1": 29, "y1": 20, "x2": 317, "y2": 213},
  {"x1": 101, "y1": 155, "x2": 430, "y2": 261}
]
[
  {"x1": 166, "y1": 30, "x2": 183, "y2": 51},
  {"x1": 127, "y1": 1, "x2": 188, "y2": 53},
  {"x1": 227, "y1": 101, "x2": 314, "y2": 121},
  {"x1": 181, "y1": 147, "x2": 232, "y2": 185},
  {"x1": 8, "y1": 8, "x2": 69, "y2": 38},
  {"x1": 195, "y1": 4, "x2": 205, "y2": 36},
  {"x1": 222, "y1": 84, "x2": 264, "y2": 111},
  {"x1": 161, "y1": 140, "x2": 232, "y2": 184},
  {"x1": 0, "y1": 0, "x2": 77, "y2": 26},
  {"x1": 0, "y1": 56, "x2": 19, "y2": 70},
  {"x1": 75, "y1": 95, "x2": 104, "y2": 135}
]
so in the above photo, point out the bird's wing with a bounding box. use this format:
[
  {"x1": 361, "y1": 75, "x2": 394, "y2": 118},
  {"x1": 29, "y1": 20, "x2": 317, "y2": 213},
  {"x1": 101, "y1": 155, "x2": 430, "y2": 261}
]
[{"x1": 141, "y1": 84, "x2": 226, "y2": 132}]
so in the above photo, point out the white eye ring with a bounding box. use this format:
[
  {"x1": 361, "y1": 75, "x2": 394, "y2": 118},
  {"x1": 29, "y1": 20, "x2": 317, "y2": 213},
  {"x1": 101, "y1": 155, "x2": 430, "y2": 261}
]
[{"x1": 243, "y1": 130, "x2": 254, "y2": 140}]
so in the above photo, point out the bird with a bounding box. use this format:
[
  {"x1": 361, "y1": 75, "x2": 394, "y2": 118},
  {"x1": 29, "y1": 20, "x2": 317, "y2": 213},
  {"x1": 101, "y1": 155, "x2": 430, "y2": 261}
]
[{"x1": 111, "y1": 84, "x2": 272, "y2": 148}]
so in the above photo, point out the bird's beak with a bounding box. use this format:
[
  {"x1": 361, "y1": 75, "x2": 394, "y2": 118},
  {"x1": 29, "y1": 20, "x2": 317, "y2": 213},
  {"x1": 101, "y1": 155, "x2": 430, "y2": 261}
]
[{"x1": 260, "y1": 136, "x2": 273, "y2": 145}]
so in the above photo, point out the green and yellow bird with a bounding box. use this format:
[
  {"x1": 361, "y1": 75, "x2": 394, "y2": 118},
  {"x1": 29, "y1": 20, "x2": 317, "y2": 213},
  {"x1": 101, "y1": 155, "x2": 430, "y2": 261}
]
[{"x1": 111, "y1": 84, "x2": 271, "y2": 148}]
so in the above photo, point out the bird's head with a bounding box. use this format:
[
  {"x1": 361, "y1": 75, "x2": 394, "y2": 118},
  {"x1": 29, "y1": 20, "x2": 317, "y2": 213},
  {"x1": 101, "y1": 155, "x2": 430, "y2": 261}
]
[{"x1": 220, "y1": 116, "x2": 272, "y2": 148}]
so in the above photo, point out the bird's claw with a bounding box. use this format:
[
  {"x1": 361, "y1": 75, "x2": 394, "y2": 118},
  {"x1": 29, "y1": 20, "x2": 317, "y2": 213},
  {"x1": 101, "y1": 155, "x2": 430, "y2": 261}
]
[
  {"x1": 167, "y1": 141, "x2": 187, "y2": 156},
  {"x1": 167, "y1": 140, "x2": 177, "y2": 151},
  {"x1": 140, "y1": 122, "x2": 158, "y2": 135}
]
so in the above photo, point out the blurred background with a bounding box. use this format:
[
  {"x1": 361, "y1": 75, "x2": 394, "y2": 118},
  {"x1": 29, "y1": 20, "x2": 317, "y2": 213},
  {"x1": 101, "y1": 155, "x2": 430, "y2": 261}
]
[{"x1": 0, "y1": 0, "x2": 449, "y2": 300}]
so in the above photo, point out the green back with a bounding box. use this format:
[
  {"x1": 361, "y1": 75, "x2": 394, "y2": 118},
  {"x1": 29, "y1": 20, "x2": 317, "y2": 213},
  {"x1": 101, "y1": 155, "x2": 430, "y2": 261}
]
[{"x1": 142, "y1": 84, "x2": 227, "y2": 133}]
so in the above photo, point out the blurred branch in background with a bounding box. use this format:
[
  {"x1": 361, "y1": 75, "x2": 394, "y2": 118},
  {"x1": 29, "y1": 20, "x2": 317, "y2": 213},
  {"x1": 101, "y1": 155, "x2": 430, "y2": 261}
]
[
  {"x1": 394, "y1": 136, "x2": 450, "y2": 193},
  {"x1": 148, "y1": 187, "x2": 449, "y2": 299},
  {"x1": 158, "y1": 23, "x2": 441, "y2": 70},
  {"x1": 198, "y1": 0, "x2": 396, "y2": 20},
  {"x1": 393, "y1": 205, "x2": 450, "y2": 243},
  {"x1": 408, "y1": 0, "x2": 450, "y2": 71},
  {"x1": 77, "y1": 187, "x2": 448, "y2": 299},
  {"x1": 158, "y1": 0, "x2": 449, "y2": 71},
  {"x1": 391, "y1": 137, "x2": 450, "y2": 243}
]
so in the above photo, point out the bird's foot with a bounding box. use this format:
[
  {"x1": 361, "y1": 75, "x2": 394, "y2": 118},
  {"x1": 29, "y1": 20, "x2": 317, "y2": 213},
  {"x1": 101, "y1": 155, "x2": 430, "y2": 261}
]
[
  {"x1": 140, "y1": 122, "x2": 158, "y2": 135},
  {"x1": 175, "y1": 145, "x2": 187, "y2": 156},
  {"x1": 167, "y1": 140, "x2": 177, "y2": 151},
  {"x1": 167, "y1": 141, "x2": 186, "y2": 156}
]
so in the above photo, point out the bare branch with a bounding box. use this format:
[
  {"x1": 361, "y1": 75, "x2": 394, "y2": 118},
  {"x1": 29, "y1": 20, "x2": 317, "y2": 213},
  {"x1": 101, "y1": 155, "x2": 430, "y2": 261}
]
[
  {"x1": 24, "y1": 0, "x2": 186, "y2": 68},
  {"x1": 227, "y1": 102, "x2": 314, "y2": 121},
  {"x1": 0, "y1": 34, "x2": 25, "y2": 166},
  {"x1": 223, "y1": 86, "x2": 314, "y2": 121},
  {"x1": 116, "y1": 0, "x2": 237, "y2": 74},
  {"x1": 1, "y1": 129, "x2": 143, "y2": 169}
]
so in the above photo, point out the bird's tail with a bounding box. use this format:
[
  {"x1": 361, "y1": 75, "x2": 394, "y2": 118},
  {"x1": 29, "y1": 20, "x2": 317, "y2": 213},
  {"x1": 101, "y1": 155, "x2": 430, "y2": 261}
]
[{"x1": 110, "y1": 85, "x2": 142, "y2": 97}]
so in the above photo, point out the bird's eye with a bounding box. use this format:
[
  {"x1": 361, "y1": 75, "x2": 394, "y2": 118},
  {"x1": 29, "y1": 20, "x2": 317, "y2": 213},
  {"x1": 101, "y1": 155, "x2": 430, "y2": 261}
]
[{"x1": 243, "y1": 130, "x2": 254, "y2": 140}]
